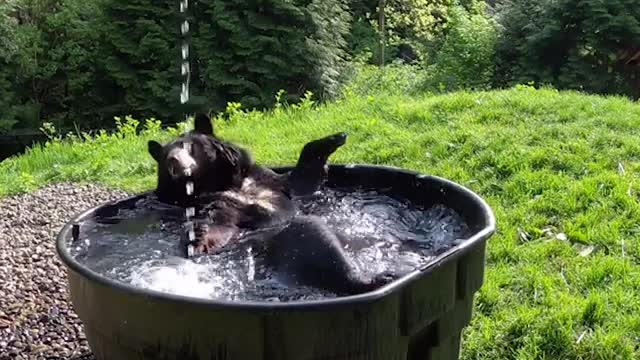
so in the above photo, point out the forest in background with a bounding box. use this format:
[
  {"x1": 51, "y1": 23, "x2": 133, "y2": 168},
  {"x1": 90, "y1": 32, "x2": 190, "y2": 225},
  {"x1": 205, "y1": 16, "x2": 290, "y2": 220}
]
[{"x1": 0, "y1": 0, "x2": 639, "y2": 137}]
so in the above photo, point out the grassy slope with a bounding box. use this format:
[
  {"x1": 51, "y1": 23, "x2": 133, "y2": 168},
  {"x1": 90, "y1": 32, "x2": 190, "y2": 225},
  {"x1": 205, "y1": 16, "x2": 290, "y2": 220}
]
[{"x1": 2, "y1": 85, "x2": 640, "y2": 359}]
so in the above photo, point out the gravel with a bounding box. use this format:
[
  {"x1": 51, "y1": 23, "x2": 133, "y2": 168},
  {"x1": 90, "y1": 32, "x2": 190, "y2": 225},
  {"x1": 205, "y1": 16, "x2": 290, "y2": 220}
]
[{"x1": 0, "y1": 183, "x2": 130, "y2": 360}]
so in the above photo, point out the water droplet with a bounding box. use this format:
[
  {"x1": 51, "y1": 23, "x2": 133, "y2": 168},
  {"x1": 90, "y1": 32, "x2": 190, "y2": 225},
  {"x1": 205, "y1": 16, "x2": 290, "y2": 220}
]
[
  {"x1": 186, "y1": 207, "x2": 195, "y2": 218},
  {"x1": 181, "y1": 44, "x2": 189, "y2": 60},
  {"x1": 180, "y1": 0, "x2": 188, "y2": 11},
  {"x1": 246, "y1": 246, "x2": 255, "y2": 281},
  {"x1": 180, "y1": 85, "x2": 189, "y2": 104},
  {"x1": 185, "y1": 181, "x2": 194, "y2": 195}
]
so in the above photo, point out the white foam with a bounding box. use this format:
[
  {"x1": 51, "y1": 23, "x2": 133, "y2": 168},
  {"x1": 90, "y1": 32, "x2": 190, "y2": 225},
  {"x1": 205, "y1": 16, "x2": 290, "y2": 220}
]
[{"x1": 128, "y1": 259, "x2": 242, "y2": 299}]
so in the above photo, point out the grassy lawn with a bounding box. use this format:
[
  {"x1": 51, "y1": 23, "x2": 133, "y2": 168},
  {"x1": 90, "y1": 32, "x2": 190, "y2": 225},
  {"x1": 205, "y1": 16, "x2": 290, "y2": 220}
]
[{"x1": 2, "y1": 83, "x2": 640, "y2": 359}]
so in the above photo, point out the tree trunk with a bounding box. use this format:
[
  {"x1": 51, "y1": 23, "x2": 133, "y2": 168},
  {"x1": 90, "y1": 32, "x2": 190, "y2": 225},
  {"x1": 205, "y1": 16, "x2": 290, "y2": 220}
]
[{"x1": 378, "y1": 0, "x2": 385, "y2": 67}]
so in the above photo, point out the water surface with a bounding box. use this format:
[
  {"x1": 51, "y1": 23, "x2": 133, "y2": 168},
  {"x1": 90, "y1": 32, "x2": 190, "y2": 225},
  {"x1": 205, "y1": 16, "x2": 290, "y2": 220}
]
[{"x1": 68, "y1": 187, "x2": 471, "y2": 302}]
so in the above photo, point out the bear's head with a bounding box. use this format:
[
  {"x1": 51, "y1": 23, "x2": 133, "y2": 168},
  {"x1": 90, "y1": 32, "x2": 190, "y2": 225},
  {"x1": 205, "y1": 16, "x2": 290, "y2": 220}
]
[{"x1": 147, "y1": 113, "x2": 253, "y2": 206}]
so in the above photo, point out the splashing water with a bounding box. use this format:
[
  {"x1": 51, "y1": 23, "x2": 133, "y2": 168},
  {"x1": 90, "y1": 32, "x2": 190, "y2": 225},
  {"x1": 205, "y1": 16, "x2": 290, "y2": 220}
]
[
  {"x1": 183, "y1": 141, "x2": 197, "y2": 256},
  {"x1": 178, "y1": 0, "x2": 197, "y2": 257},
  {"x1": 179, "y1": 0, "x2": 190, "y2": 105},
  {"x1": 67, "y1": 188, "x2": 471, "y2": 302}
]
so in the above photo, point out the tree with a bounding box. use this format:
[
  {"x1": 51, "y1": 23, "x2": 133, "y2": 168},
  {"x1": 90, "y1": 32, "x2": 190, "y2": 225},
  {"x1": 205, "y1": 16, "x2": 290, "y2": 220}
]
[
  {"x1": 193, "y1": 0, "x2": 351, "y2": 111},
  {"x1": 0, "y1": 0, "x2": 113, "y2": 133},
  {"x1": 494, "y1": 0, "x2": 640, "y2": 98},
  {"x1": 98, "y1": 0, "x2": 185, "y2": 124}
]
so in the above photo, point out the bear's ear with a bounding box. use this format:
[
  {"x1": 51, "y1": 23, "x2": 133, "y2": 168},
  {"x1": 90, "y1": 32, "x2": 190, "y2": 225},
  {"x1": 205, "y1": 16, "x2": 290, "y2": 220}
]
[
  {"x1": 148, "y1": 140, "x2": 164, "y2": 163},
  {"x1": 194, "y1": 112, "x2": 214, "y2": 135}
]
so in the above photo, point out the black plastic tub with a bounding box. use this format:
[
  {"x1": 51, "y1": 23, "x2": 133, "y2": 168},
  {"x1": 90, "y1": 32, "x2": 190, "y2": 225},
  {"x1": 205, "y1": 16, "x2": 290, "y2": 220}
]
[{"x1": 56, "y1": 164, "x2": 496, "y2": 360}]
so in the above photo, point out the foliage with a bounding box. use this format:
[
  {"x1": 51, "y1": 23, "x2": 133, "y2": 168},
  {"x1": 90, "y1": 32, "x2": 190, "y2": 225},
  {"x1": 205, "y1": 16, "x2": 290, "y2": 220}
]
[
  {"x1": 384, "y1": 0, "x2": 452, "y2": 46},
  {"x1": 341, "y1": 61, "x2": 426, "y2": 97},
  {"x1": 0, "y1": 0, "x2": 115, "y2": 133},
  {"x1": 0, "y1": 0, "x2": 352, "y2": 133},
  {"x1": 493, "y1": 0, "x2": 640, "y2": 98},
  {"x1": 4, "y1": 84, "x2": 640, "y2": 359},
  {"x1": 345, "y1": 17, "x2": 384, "y2": 64},
  {"x1": 193, "y1": 0, "x2": 351, "y2": 111},
  {"x1": 0, "y1": 0, "x2": 19, "y2": 133},
  {"x1": 98, "y1": 0, "x2": 184, "y2": 124},
  {"x1": 423, "y1": 3, "x2": 498, "y2": 91},
  {"x1": 345, "y1": 0, "x2": 485, "y2": 65}
]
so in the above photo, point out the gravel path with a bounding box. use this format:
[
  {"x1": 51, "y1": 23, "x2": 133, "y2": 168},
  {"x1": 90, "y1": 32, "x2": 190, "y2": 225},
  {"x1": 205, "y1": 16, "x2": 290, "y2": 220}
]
[{"x1": 0, "y1": 183, "x2": 130, "y2": 360}]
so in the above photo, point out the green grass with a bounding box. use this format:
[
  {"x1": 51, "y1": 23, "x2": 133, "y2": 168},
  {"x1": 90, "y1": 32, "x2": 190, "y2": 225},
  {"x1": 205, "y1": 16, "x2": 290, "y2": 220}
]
[{"x1": 3, "y1": 83, "x2": 640, "y2": 359}]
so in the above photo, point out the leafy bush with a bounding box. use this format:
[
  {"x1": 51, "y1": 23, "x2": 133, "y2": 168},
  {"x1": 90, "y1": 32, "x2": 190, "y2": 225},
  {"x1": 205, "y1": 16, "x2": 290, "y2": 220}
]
[
  {"x1": 191, "y1": 0, "x2": 351, "y2": 112},
  {"x1": 0, "y1": 0, "x2": 18, "y2": 132},
  {"x1": 342, "y1": 61, "x2": 425, "y2": 97},
  {"x1": 422, "y1": 3, "x2": 498, "y2": 91},
  {"x1": 0, "y1": 0, "x2": 117, "y2": 133},
  {"x1": 98, "y1": 0, "x2": 184, "y2": 124},
  {"x1": 345, "y1": 0, "x2": 486, "y2": 66},
  {"x1": 0, "y1": 0, "x2": 353, "y2": 133},
  {"x1": 494, "y1": 0, "x2": 640, "y2": 98}
]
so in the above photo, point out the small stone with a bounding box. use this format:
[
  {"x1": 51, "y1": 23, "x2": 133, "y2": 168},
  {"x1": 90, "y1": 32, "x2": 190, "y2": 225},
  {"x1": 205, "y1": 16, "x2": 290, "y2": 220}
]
[{"x1": 0, "y1": 183, "x2": 125, "y2": 358}]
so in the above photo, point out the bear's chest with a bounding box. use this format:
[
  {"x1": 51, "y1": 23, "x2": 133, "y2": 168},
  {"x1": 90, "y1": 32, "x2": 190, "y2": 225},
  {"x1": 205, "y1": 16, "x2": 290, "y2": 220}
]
[{"x1": 218, "y1": 177, "x2": 282, "y2": 213}]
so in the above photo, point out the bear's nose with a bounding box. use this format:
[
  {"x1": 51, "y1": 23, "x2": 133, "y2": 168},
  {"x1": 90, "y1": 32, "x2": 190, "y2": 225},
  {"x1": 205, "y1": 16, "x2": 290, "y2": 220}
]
[{"x1": 167, "y1": 148, "x2": 197, "y2": 179}]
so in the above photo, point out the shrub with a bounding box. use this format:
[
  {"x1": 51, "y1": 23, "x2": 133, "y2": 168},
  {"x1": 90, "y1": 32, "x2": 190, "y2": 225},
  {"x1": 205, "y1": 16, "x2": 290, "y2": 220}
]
[
  {"x1": 1, "y1": 0, "x2": 353, "y2": 132},
  {"x1": 423, "y1": 3, "x2": 498, "y2": 91},
  {"x1": 98, "y1": 0, "x2": 185, "y2": 124},
  {"x1": 0, "y1": 0, "x2": 116, "y2": 133},
  {"x1": 192, "y1": 0, "x2": 351, "y2": 112},
  {"x1": 345, "y1": 0, "x2": 486, "y2": 66},
  {"x1": 494, "y1": 0, "x2": 640, "y2": 99},
  {"x1": 342, "y1": 61, "x2": 426, "y2": 97}
]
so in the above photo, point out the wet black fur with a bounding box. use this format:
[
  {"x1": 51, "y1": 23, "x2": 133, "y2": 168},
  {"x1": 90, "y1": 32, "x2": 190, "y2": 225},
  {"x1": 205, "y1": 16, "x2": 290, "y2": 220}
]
[{"x1": 147, "y1": 113, "x2": 395, "y2": 295}]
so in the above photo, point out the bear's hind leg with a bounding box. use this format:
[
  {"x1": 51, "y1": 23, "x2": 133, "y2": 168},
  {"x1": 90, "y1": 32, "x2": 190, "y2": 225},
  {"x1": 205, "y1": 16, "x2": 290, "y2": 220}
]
[
  {"x1": 266, "y1": 215, "x2": 394, "y2": 295},
  {"x1": 288, "y1": 132, "x2": 347, "y2": 196}
]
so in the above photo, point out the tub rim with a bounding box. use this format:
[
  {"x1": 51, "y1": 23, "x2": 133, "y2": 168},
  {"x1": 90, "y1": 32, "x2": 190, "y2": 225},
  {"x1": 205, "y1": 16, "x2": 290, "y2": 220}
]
[{"x1": 56, "y1": 164, "x2": 497, "y2": 311}]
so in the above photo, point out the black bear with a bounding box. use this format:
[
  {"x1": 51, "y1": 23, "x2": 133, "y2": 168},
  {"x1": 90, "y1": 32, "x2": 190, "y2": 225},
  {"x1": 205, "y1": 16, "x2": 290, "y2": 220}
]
[{"x1": 147, "y1": 113, "x2": 394, "y2": 295}]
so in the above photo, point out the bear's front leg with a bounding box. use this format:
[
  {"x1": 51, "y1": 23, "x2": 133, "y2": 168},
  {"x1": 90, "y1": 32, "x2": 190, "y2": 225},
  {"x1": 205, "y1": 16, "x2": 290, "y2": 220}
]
[{"x1": 185, "y1": 222, "x2": 238, "y2": 257}]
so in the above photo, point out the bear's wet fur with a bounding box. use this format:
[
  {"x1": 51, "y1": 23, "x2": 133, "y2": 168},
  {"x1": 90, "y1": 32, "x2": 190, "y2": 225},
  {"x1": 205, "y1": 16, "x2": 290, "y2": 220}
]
[{"x1": 147, "y1": 113, "x2": 395, "y2": 295}]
